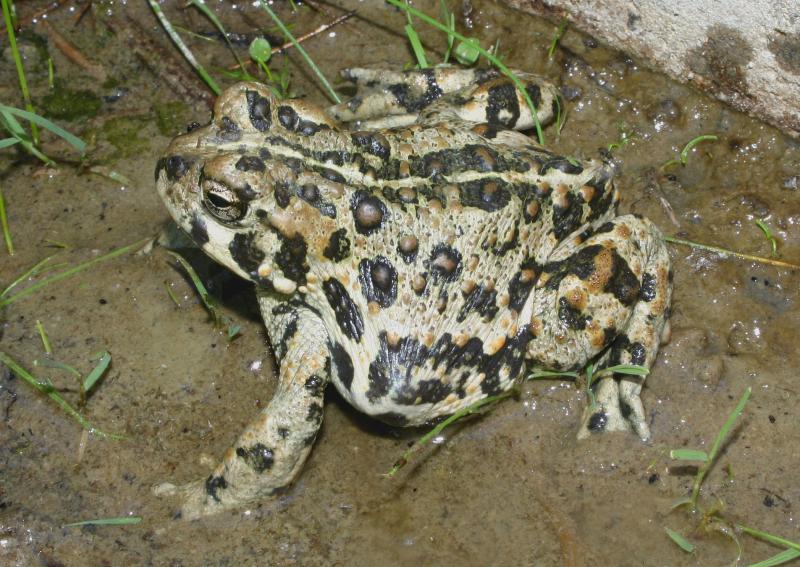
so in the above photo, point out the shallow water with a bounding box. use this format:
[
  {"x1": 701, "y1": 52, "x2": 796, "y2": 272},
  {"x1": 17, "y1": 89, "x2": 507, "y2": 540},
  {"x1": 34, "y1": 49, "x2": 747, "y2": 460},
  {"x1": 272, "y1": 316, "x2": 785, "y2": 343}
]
[{"x1": 1, "y1": 1, "x2": 798, "y2": 565}]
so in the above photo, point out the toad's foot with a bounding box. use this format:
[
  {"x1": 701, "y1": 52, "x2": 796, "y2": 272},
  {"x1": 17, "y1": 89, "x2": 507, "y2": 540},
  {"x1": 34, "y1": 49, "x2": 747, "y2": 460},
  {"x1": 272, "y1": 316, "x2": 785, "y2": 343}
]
[
  {"x1": 523, "y1": 214, "x2": 672, "y2": 442},
  {"x1": 577, "y1": 375, "x2": 650, "y2": 441},
  {"x1": 153, "y1": 480, "x2": 229, "y2": 521}
]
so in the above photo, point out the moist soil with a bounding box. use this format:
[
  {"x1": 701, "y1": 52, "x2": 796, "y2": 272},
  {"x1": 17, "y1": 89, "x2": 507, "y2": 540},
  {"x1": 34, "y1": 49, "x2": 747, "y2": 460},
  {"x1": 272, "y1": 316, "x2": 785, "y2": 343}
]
[{"x1": 1, "y1": 1, "x2": 798, "y2": 565}]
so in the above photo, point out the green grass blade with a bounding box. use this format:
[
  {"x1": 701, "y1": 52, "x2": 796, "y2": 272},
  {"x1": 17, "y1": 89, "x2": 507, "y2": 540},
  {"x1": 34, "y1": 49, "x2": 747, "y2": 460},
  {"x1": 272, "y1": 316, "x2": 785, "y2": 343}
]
[
  {"x1": 0, "y1": 107, "x2": 27, "y2": 138},
  {"x1": 165, "y1": 251, "x2": 242, "y2": 340},
  {"x1": 669, "y1": 449, "x2": 709, "y2": 462},
  {"x1": 83, "y1": 351, "x2": 111, "y2": 393},
  {"x1": 384, "y1": 0, "x2": 545, "y2": 144},
  {"x1": 548, "y1": 19, "x2": 568, "y2": 58},
  {"x1": 0, "y1": 104, "x2": 86, "y2": 152},
  {"x1": 147, "y1": 0, "x2": 221, "y2": 95},
  {"x1": 165, "y1": 250, "x2": 219, "y2": 321},
  {"x1": 669, "y1": 495, "x2": 694, "y2": 510},
  {"x1": 1, "y1": 110, "x2": 53, "y2": 165},
  {"x1": 405, "y1": 23, "x2": 429, "y2": 68},
  {"x1": 386, "y1": 388, "x2": 517, "y2": 476},
  {"x1": 755, "y1": 219, "x2": 779, "y2": 257},
  {"x1": 738, "y1": 525, "x2": 800, "y2": 553},
  {"x1": 705, "y1": 387, "x2": 751, "y2": 466},
  {"x1": 35, "y1": 319, "x2": 52, "y2": 354},
  {"x1": 2, "y1": 0, "x2": 38, "y2": 143},
  {"x1": 0, "y1": 188, "x2": 13, "y2": 255},
  {"x1": 665, "y1": 527, "x2": 695, "y2": 553},
  {"x1": 188, "y1": 0, "x2": 247, "y2": 72},
  {"x1": 0, "y1": 137, "x2": 21, "y2": 148},
  {"x1": 0, "y1": 238, "x2": 149, "y2": 309},
  {"x1": 257, "y1": 0, "x2": 341, "y2": 104},
  {"x1": 679, "y1": 134, "x2": 718, "y2": 165},
  {"x1": 690, "y1": 387, "x2": 751, "y2": 507},
  {"x1": 35, "y1": 358, "x2": 82, "y2": 378},
  {"x1": 527, "y1": 368, "x2": 579, "y2": 379},
  {"x1": 64, "y1": 516, "x2": 142, "y2": 527},
  {"x1": 599, "y1": 364, "x2": 649, "y2": 377},
  {"x1": 1, "y1": 253, "x2": 58, "y2": 298},
  {"x1": 439, "y1": 0, "x2": 455, "y2": 63},
  {"x1": 0, "y1": 351, "x2": 124, "y2": 439},
  {"x1": 747, "y1": 549, "x2": 800, "y2": 567}
]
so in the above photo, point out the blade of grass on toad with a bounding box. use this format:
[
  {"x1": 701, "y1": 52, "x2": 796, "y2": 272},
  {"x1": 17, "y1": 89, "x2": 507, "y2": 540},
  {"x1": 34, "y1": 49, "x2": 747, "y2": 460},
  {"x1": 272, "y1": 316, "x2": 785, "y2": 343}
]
[
  {"x1": 384, "y1": 0, "x2": 544, "y2": 145},
  {"x1": 389, "y1": 362, "x2": 650, "y2": 475},
  {"x1": 147, "y1": 0, "x2": 221, "y2": 96},
  {"x1": 0, "y1": 238, "x2": 150, "y2": 309},
  {"x1": 528, "y1": 369, "x2": 579, "y2": 379},
  {"x1": 595, "y1": 364, "x2": 650, "y2": 377},
  {"x1": 64, "y1": 516, "x2": 142, "y2": 527},
  {"x1": 0, "y1": 351, "x2": 124, "y2": 439},
  {"x1": 257, "y1": 0, "x2": 341, "y2": 104},
  {"x1": 386, "y1": 388, "x2": 517, "y2": 477}
]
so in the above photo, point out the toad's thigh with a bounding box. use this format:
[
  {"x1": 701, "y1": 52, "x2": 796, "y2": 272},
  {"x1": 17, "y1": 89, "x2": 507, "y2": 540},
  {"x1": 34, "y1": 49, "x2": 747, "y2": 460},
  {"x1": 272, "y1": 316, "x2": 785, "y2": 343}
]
[{"x1": 525, "y1": 215, "x2": 671, "y2": 371}]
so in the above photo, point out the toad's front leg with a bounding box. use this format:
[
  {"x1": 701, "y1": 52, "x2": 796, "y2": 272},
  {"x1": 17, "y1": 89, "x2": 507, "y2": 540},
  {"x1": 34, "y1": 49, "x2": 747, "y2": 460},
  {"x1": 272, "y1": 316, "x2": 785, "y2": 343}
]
[{"x1": 156, "y1": 293, "x2": 330, "y2": 519}]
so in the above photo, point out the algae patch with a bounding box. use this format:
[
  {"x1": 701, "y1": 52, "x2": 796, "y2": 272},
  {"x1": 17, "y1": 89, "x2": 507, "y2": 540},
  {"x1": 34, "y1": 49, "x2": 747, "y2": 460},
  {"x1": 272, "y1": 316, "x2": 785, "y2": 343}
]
[{"x1": 40, "y1": 86, "x2": 102, "y2": 121}]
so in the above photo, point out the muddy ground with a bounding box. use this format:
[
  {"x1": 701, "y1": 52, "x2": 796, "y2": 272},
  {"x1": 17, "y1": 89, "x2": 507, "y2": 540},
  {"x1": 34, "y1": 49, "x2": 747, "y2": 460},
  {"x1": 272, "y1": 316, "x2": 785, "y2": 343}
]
[{"x1": 1, "y1": 1, "x2": 798, "y2": 565}]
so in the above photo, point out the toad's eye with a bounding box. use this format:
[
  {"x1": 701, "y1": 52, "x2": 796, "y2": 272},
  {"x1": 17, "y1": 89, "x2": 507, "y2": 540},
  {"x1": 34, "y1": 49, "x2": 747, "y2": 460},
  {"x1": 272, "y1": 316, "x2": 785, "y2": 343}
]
[{"x1": 201, "y1": 179, "x2": 247, "y2": 222}]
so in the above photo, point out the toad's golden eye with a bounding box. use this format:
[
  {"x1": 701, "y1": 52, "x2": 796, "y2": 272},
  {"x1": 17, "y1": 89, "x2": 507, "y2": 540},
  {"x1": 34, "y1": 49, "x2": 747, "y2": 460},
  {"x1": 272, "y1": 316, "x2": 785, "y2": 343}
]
[{"x1": 201, "y1": 179, "x2": 247, "y2": 223}]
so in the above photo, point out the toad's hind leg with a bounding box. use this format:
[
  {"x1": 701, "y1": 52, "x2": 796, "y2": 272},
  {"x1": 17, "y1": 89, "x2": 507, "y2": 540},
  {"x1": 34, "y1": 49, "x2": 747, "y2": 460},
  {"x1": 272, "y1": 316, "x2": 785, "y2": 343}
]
[
  {"x1": 421, "y1": 71, "x2": 560, "y2": 132},
  {"x1": 327, "y1": 67, "x2": 559, "y2": 131},
  {"x1": 155, "y1": 292, "x2": 330, "y2": 519},
  {"x1": 524, "y1": 215, "x2": 672, "y2": 440}
]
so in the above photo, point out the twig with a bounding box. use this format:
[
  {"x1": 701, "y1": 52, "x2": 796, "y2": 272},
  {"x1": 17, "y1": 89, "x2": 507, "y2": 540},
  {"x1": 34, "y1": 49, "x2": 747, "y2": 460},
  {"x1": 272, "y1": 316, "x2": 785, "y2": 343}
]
[
  {"x1": 41, "y1": 20, "x2": 107, "y2": 82},
  {"x1": 104, "y1": 16, "x2": 215, "y2": 109},
  {"x1": 643, "y1": 168, "x2": 680, "y2": 228},
  {"x1": 74, "y1": 0, "x2": 93, "y2": 26},
  {"x1": 665, "y1": 236, "x2": 800, "y2": 270},
  {"x1": 16, "y1": 0, "x2": 70, "y2": 29},
  {"x1": 226, "y1": 10, "x2": 354, "y2": 71},
  {"x1": 274, "y1": 10, "x2": 354, "y2": 54}
]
